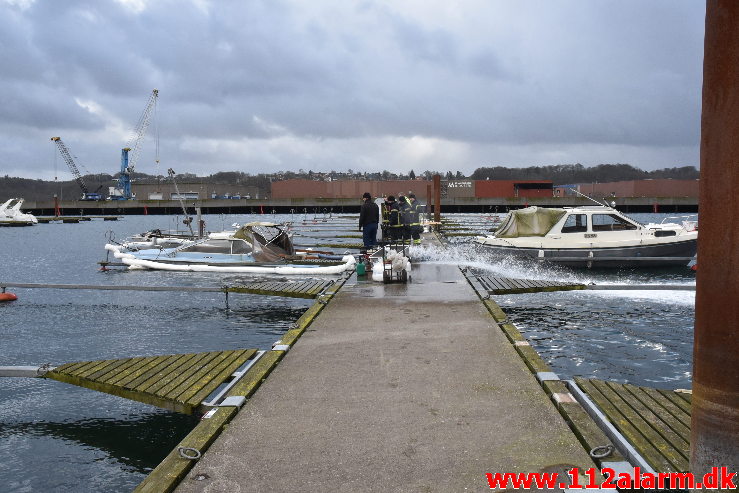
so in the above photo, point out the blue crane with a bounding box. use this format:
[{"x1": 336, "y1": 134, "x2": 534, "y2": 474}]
[{"x1": 109, "y1": 89, "x2": 159, "y2": 200}]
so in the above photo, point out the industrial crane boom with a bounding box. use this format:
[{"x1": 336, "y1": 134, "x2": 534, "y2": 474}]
[
  {"x1": 110, "y1": 89, "x2": 159, "y2": 200},
  {"x1": 125, "y1": 88, "x2": 159, "y2": 174},
  {"x1": 51, "y1": 137, "x2": 102, "y2": 201}
]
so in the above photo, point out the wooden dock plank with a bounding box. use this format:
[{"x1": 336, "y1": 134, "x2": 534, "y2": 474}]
[
  {"x1": 588, "y1": 379, "x2": 687, "y2": 471},
  {"x1": 226, "y1": 280, "x2": 324, "y2": 299},
  {"x1": 103, "y1": 357, "x2": 165, "y2": 386},
  {"x1": 161, "y1": 351, "x2": 238, "y2": 402},
  {"x1": 115, "y1": 355, "x2": 174, "y2": 388},
  {"x1": 154, "y1": 352, "x2": 223, "y2": 397},
  {"x1": 473, "y1": 275, "x2": 586, "y2": 295},
  {"x1": 142, "y1": 353, "x2": 212, "y2": 394},
  {"x1": 638, "y1": 386, "x2": 692, "y2": 429},
  {"x1": 676, "y1": 391, "x2": 692, "y2": 404},
  {"x1": 165, "y1": 350, "x2": 245, "y2": 403},
  {"x1": 658, "y1": 388, "x2": 692, "y2": 415},
  {"x1": 53, "y1": 361, "x2": 89, "y2": 374},
  {"x1": 75, "y1": 358, "x2": 131, "y2": 379},
  {"x1": 87, "y1": 358, "x2": 138, "y2": 382},
  {"x1": 46, "y1": 349, "x2": 262, "y2": 415},
  {"x1": 130, "y1": 354, "x2": 195, "y2": 391},
  {"x1": 575, "y1": 377, "x2": 677, "y2": 472},
  {"x1": 606, "y1": 381, "x2": 690, "y2": 464},
  {"x1": 174, "y1": 350, "x2": 249, "y2": 402},
  {"x1": 65, "y1": 360, "x2": 105, "y2": 376},
  {"x1": 125, "y1": 354, "x2": 185, "y2": 390},
  {"x1": 623, "y1": 383, "x2": 691, "y2": 444},
  {"x1": 184, "y1": 350, "x2": 258, "y2": 406}
]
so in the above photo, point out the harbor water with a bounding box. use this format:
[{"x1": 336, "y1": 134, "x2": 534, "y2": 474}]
[{"x1": 0, "y1": 212, "x2": 696, "y2": 491}]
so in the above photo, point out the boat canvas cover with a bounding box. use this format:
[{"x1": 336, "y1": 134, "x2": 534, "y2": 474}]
[{"x1": 494, "y1": 207, "x2": 566, "y2": 238}]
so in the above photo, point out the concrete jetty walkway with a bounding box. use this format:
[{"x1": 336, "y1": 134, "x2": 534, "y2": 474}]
[{"x1": 176, "y1": 256, "x2": 596, "y2": 491}]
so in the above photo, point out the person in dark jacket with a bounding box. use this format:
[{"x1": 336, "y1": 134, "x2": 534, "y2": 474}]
[
  {"x1": 358, "y1": 192, "x2": 379, "y2": 248},
  {"x1": 397, "y1": 194, "x2": 411, "y2": 241}
]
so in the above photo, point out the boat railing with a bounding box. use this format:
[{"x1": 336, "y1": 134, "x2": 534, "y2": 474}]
[
  {"x1": 659, "y1": 213, "x2": 698, "y2": 224},
  {"x1": 165, "y1": 236, "x2": 213, "y2": 257}
]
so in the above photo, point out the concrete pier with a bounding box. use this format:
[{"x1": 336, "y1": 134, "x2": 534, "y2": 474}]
[{"x1": 174, "y1": 247, "x2": 597, "y2": 491}]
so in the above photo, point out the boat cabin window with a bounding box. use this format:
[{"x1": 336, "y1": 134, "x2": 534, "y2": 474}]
[
  {"x1": 231, "y1": 239, "x2": 251, "y2": 254},
  {"x1": 561, "y1": 214, "x2": 587, "y2": 233},
  {"x1": 592, "y1": 214, "x2": 638, "y2": 232}
]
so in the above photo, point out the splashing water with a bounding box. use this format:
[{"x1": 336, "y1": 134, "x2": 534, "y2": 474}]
[{"x1": 411, "y1": 242, "x2": 695, "y2": 307}]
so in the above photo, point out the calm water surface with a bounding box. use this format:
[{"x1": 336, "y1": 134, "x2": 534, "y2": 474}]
[{"x1": 0, "y1": 212, "x2": 696, "y2": 491}]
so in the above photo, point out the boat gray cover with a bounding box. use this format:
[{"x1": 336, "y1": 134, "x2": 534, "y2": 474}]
[{"x1": 495, "y1": 206, "x2": 567, "y2": 238}]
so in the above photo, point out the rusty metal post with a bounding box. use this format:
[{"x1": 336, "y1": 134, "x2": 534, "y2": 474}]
[
  {"x1": 426, "y1": 184, "x2": 432, "y2": 221},
  {"x1": 691, "y1": 0, "x2": 739, "y2": 476},
  {"x1": 433, "y1": 174, "x2": 441, "y2": 225}
]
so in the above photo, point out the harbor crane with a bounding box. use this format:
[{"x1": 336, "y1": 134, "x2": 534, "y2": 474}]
[
  {"x1": 50, "y1": 137, "x2": 103, "y2": 201},
  {"x1": 109, "y1": 89, "x2": 159, "y2": 200}
]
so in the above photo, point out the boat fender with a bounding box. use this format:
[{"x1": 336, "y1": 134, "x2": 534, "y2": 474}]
[{"x1": 0, "y1": 292, "x2": 18, "y2": 302}]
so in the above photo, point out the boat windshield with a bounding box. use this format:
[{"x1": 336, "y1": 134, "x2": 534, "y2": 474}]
[
  {"x1": 592, "y1": 214, "x2": 638, "y2": 232},
  {"x1": 561, "y1": 214, "x2": 587, "y2": 233}
]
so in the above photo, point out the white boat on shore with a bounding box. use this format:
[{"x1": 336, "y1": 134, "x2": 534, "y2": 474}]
[
  {"x1": 0, "y1": 198, "x2": 38, "y2": 226},
  {"x1": 105, "y1": 222, "x2": 356, "y2": 274},
  {"x1": 473, "y1": 206, "x2": 698, "y2": 268}
]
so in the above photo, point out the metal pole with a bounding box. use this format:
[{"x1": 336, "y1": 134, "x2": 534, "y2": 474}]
[
  {"x1": 433, "y1": 174, "x2": 441, "y2": 224},
  {"x1": 691, "y1": 0, "x2": 739, "y2": 476},
  {"x1": 426, "y1": 184, "x2": 432, "y2": 221}
]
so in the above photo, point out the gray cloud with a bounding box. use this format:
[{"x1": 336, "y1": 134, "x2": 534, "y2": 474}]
[{"x1": 0, "y1": 0, "x2": 705, "y2": 179}]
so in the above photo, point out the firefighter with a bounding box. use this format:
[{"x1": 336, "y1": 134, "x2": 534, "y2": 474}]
[
  {"x1": 397, "y1": 194, "x2": 411, "y2": 242},
  {"x1": 386, "y1": 195, "x2": 403, "y2": 241},
  {"x1": 380, "y1": 195, "x2": 391, "y2": 240},
  {"x1": 406, "y1": 193, "x2": 422, "y2": 244}
]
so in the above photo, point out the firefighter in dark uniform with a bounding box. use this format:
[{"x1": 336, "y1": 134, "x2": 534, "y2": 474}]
[
  {"x1": 380, "y1": 195, "x2": 391, "y2": 240},
  {"x1": 397, "y1": 194, "x2": 411, "y2": 241},
  {"x1": 386, "y1": 195, "x2": 403, "y2": 241},
  {"x1": 406, "y1": 193, "x2": 422, "y2": 244}
]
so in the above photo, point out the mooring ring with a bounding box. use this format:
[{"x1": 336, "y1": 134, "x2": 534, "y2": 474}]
[
  {"x1": 590, "y1": 444, "x2": 614, "y2": 459},
  {"x1": 178, "y1": 447, "x2": 202, "y2": 460}
]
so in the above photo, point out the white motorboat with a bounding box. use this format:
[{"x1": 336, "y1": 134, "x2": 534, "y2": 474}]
[
  {"x1": 105, "y1": 222, "x2": 356, "y2": 274},
  {"x1": 473, "y1": 206, "x2": 698, "y2": 268},
  {"x1": 0, "y1": 198, "x2": 38, "y2": 226}
]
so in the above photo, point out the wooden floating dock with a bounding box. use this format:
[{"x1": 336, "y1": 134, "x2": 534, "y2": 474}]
[
  {"x1": 472, "y1": 274, "x2": 585, "y2": 294},
  {"x1": 45, "y1": 349, "x2": 260, "y2": 414},
  {"x1": 36, "y1": 215, "x2": 122, "y2": 223},
  {"x1": 227, "y1": 279, "x2": 334, "y2": 299},
  {"x1": 0, "y1": 279, "x2": 335, "y2": 300},
  {"x1": 469, "y1": 275, "x2": 695, "y2": 295},
  {"x1": 573, "y1": 377, "x2": 691, "y2": 473}
]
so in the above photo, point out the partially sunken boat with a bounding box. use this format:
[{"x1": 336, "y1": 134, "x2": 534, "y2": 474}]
[
  {"x1": 105, "y1": 222, "x2": 355, "y2": 274},
  {"x1": 473, "y1": 206, "x2": 697, "y2": 268},
  {"x1": 0, "y1": 198, "x2": 38, "y2": 226}
]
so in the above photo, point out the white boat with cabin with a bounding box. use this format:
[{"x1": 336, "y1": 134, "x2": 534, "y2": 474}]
[
  {"x1": 105, "y1": 222, "x2": 356, "y2": 274},
  {"x1": 0, "y1": 198, "x2": 38, "y2": 226},
  {"x1": 473, "y1": 205, "x2": 697, "y2": 268}
]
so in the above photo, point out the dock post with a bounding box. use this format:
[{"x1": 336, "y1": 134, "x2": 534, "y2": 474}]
[
  {"x1": 692, "y1": 0, "x2": 739, "y2": 476},
  {"x1": 426, "y1": 184, "x2": 432, "y2": 222},
  {"x1": 433, "y1": 174, "x2": 441, "y2": 225}
]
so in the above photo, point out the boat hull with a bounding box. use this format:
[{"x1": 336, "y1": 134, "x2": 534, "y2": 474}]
[{"x1": 475, "y1": 239, "x2": 697, "y2": 268}]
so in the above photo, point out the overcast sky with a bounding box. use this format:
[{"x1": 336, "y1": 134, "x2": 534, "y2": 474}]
[{"x1": 1, "y1": 0, "x2": 705, "y2": 180}]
